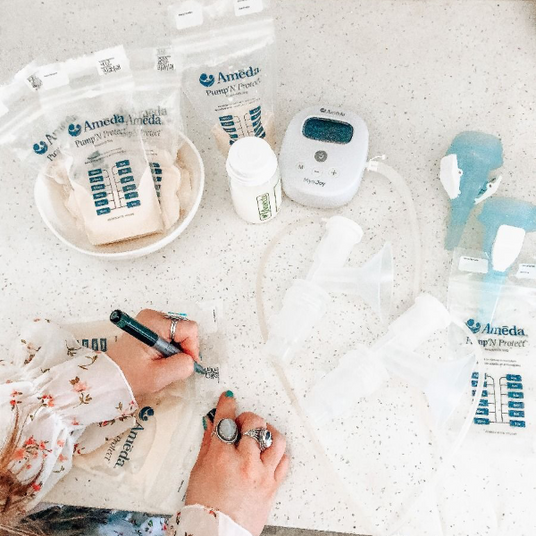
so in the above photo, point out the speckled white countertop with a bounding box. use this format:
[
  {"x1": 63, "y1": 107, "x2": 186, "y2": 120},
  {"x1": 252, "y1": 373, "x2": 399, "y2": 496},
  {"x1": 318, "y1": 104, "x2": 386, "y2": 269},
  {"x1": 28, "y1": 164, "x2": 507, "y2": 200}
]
[{"x1": 1, "y1": 1, "x2": 536, "y2": 535}]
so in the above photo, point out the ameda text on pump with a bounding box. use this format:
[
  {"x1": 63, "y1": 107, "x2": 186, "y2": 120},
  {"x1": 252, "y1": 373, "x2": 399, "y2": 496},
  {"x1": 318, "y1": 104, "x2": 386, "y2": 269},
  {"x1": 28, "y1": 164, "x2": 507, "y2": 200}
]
[{"x1": 200, "y1": 65, "x2": 260, "y2": 87}]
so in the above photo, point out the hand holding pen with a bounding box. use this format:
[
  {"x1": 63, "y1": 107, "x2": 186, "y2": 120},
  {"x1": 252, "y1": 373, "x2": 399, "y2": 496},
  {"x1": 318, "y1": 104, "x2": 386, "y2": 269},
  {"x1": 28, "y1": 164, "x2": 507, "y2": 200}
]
[{"x1": 107, "y1": 309, "x2": 204, "y2": 399}]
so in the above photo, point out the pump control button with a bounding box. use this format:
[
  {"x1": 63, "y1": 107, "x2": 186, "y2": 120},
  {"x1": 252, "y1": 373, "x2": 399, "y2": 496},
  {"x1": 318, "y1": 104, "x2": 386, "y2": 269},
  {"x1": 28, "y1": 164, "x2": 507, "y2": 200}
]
[
  {"x1": 297, "y1": 162, "x2": 306, "y2": 171},
  {"x1": 329, "y1": 168, "x2": 339, "y2": 178},
  {"x1": 312, "y1": 168, "x2": 322, "y2": 176},
  {"x1": 315, "y1": 150, "x2": 328, "y2": 162}
]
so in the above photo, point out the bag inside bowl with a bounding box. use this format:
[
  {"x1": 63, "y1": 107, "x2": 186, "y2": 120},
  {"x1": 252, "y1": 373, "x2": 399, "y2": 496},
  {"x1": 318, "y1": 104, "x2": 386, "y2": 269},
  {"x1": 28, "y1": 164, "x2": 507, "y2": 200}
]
[
  {"x1": 38, "y1": 46, "x2": 165, "y2": 246},
  {"x1": 0, "y1": 45, "x2": 195, "y2": 249},
  {"x1": 129, "y1": 45, "x2": 192, "y2": 230}
]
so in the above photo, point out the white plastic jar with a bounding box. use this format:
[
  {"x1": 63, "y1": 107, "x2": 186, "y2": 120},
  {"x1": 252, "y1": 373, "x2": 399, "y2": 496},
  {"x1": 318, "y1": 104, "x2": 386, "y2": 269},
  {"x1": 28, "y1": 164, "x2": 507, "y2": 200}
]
[{"x1": 226, "y1": 137, "x2": 282, "y2": 224}]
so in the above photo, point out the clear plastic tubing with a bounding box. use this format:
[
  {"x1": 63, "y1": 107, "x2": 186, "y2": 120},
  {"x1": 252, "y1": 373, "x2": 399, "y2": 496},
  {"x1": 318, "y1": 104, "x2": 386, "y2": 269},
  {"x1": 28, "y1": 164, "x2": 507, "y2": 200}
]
[{"x1": 226, "y1": 136, "x2": 282, "y2": 224}]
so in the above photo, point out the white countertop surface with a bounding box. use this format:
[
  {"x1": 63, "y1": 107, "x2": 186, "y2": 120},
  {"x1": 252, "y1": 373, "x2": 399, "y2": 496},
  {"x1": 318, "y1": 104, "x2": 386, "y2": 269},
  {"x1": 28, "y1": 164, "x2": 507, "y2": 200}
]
[{"x1": 1, "y1": 1, "x2": 536, "y2": 535}]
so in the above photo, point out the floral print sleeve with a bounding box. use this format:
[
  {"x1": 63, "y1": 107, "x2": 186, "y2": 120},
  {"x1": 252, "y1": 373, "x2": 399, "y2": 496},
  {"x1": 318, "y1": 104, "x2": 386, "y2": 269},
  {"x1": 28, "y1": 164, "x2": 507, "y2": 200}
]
[
  {"x1": 0, "y1": 319, "x2": 137, "y2": 510},
  {"x1": 1, "y1": 321, "x2": 248, "y2": 536},
  {"x1": 166, "y1": 505, "x2": 252, "y2": 536}
]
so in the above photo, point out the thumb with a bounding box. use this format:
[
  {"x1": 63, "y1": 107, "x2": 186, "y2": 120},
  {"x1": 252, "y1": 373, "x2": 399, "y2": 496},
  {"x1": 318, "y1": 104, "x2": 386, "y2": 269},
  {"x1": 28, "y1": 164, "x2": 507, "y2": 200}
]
[{"x1": 153, "y1": 352, "x2": 194, "y2": 390}]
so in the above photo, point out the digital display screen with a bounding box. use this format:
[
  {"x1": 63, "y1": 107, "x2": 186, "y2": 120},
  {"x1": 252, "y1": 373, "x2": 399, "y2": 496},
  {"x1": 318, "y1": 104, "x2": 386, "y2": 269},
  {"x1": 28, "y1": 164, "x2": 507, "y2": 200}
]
[{"x1": 302, "y1": 117, "x2": 354, "y2": 144}]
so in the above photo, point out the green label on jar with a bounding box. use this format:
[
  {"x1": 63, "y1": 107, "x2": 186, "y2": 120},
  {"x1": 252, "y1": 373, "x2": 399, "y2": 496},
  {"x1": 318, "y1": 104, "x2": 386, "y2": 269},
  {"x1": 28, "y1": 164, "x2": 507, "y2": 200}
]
[{"x1": 256, "y1": 192, "x2": 272, "y2": 221}]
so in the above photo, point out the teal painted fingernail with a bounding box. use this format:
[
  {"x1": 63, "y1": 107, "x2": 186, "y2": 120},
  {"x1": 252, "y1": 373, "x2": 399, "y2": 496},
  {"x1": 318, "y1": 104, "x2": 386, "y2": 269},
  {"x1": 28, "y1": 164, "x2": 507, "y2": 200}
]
[
  {"x1": 202, "y1": 416, "x2": 207, "y2": 430},
  {"x1": 224, "y1": 390, "x2": 234, "y2": 398}
]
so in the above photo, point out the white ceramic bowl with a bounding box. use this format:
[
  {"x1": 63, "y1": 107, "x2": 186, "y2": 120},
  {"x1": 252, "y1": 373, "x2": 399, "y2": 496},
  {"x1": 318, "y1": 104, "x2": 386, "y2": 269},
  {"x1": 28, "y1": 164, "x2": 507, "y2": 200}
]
[{"x1": 34, "y1": 134, "x2": 204, "y2": 260}]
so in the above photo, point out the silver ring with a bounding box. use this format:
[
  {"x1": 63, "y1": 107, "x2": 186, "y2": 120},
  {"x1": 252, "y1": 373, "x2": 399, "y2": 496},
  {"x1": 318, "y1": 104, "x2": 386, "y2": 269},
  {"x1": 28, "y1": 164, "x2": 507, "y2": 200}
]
[
  {"x1": 243, "y1": 427, "x2": 273, "y2": 452},
  {"x1": 212, "y1": 418, "x2": 239, "y2": 444},
  {"x1": 169, "y1": 318, "x2": 178, "y2": 341}
]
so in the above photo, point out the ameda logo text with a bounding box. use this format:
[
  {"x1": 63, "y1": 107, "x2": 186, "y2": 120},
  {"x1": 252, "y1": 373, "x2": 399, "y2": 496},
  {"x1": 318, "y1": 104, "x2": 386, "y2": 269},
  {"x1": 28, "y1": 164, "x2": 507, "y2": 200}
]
[
  {"x1": 199, "y1": 73, "x2": 215, "y2": 87},
  {"x1": 33, "y1": 141, "x2": 48, "y2": 154},
  {"x1": 466, "y1": 319, "x2": 526, "y2": 337},
  {"x1": 199, "y1": 66, "x2": 261, "y2": 94},
  {"x1": 30, "y1": 116, "x2": 74, "y2": 160},
  {"x1": 112, "y1": 406, "x2": 154, "y2": 468},
  {"x1": 68, "y1": 114, "x2": 125, "y2": 139},
  {"x1": 320, "y1": 108, "x2": 346, "y2": 117}
]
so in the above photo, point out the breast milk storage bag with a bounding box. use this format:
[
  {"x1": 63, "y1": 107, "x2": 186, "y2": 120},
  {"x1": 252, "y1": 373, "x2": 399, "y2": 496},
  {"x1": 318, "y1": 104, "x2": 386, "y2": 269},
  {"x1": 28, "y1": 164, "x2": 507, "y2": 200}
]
[
  {"x1": 69, "y1": 300, "x2": 228, "y2": 512},
  {"x1": 129, "y1": 46, "x2": 194, "y2": 230},
  {"x1": 46, "y1": 47, "x2": 164, "y2": 246},
  {"x1": 129, "y1": 46, "x2": 185, "y2": 163},
  {"x1": 171, "y1": 0, "x2": 276, "y2": 154},
  {"x1": 14, "y1": 62, "x2": 75, "y2": 179},
  {"x1": 0, "y1": 63, "x2": 58, "y2": 175},
  {"x1": 12, "y1": 62, "x2": 85, "y2": 177},
  {"x1": 448, "y1": 250, "x2": 536, "y2": 456}
]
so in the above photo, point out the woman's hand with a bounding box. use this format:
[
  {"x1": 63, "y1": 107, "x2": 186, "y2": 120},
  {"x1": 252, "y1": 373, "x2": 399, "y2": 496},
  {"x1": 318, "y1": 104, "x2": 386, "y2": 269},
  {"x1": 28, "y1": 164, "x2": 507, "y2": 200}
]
[
  {"x1": 106, "y1": 309, "x2": 199, "y2": 399},
  {"x1": 186, "y1": 391, "x2": 290, "y2": 536}
]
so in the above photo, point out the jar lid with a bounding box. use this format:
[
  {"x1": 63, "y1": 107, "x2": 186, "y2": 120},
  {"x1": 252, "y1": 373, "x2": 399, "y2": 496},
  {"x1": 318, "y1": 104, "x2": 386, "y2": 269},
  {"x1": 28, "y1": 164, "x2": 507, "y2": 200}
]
[{"x1": 226, "y1": 137, "x2": 278, "y2": 186}]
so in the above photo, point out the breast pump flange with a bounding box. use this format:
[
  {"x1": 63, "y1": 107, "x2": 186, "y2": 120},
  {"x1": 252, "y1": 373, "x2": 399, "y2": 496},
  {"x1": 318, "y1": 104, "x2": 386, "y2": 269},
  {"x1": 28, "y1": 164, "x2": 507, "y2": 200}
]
[
  {"x1": 305, "y1": 294, "x2": 479, "y2": 429},
  {"x1": 265, "y1": 215, "x2": 394, "y2": 364}
]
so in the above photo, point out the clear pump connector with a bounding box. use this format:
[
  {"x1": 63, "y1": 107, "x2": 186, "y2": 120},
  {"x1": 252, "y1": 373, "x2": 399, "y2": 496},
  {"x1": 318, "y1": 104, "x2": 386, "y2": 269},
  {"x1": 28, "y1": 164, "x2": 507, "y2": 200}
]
[
  {"x1": 305, "y1": 294, "x2": 476, "y2": 428},
  {"x1": 305, "y1": 345, "x2": 389, "y2": 426},
  {"x1": 265, "y1": 215, "x2": 394, "y2": 363},
  {"x1": 306, "y1": 215, "x2": 364, "y2": 279}
]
